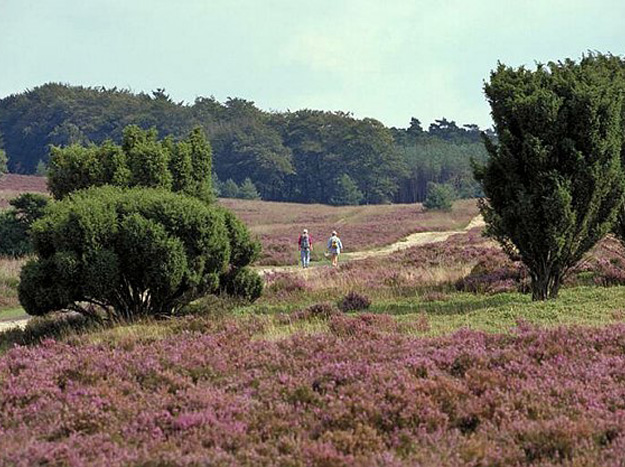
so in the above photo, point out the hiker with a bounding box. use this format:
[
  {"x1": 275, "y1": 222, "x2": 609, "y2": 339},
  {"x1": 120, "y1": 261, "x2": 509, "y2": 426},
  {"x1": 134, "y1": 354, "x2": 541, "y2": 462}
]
[
  {"x1": 298, "y1": 229, "x2": 313, "y2": 268},
  {"x1": 327, "y1": 230, "x2": 343, "y2": 267}
]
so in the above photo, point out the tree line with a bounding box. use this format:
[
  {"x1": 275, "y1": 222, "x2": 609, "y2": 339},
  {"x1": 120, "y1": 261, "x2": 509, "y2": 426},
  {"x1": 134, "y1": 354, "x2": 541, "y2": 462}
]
[{"x1": 0, "y1": 83, "x2": 488, "y2": 204}]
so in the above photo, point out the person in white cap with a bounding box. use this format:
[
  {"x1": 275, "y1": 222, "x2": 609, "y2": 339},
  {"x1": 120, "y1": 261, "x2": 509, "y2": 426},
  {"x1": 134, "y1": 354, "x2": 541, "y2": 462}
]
[
  {"x1": 298, "y1": 228, "x2": 313, "y2": 268},
  {"x1": 327, "y1": 230, "x2": 343, "y2": 267}
]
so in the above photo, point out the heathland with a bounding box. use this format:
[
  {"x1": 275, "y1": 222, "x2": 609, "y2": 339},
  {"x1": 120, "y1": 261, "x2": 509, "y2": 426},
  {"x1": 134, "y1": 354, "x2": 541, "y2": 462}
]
[{"x1": 3, "y1": 174, "x2": 625, "y2": 465}]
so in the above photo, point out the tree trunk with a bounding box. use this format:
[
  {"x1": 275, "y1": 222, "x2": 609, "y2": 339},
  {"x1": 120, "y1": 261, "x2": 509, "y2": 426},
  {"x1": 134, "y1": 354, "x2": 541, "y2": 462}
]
[{"x1": 530, "y1": 267, "x2": 563, "y2": 301}]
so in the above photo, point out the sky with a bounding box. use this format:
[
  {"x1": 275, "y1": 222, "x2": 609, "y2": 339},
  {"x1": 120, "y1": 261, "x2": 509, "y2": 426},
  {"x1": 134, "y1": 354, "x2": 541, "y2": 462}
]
[{"x1": 1, "y1": 0, "x2": 624, "y2": 129}]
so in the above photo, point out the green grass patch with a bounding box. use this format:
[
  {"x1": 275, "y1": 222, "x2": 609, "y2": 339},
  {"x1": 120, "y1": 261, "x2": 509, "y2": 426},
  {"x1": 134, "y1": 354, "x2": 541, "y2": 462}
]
[
  {"x1": 377, "y1": 286, "x2": 625, "y2": 335},
  {"x1": 0, "y1": 307, "x2": 26, "y2": 321}
]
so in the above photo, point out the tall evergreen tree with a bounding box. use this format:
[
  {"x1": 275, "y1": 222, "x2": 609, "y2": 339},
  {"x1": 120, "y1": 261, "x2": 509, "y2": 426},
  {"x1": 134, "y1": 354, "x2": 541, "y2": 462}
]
[{"x1": 475, "y1": 55, "x2": 625, "y2": 300}]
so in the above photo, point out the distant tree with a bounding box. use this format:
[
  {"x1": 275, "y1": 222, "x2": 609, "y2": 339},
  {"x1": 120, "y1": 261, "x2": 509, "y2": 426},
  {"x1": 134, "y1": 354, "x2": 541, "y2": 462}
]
[
  {"x1": 169, "y1": 137, "x2": 194, "y2": 194},
  {"x1": 330, "y1": 174, "x2": 363, "y2": 205},
  {"x1": 47, "y1": 126, "x2": 211, "y2": 201},
  {"x1": 47, "y1": 145, "x2": 100, "y2": 198},
  {"x1": 186, "y1": 127, "x2": 214, "y2": 202},
  {"x1": 212, "y1": 172, "x2": 223, "y2": 198},
  {"x1": 0, "y1": 193, "x2": 50, "y2": 256},
  {"x1": 123, "y1": 125, "x2": 173, "y2": 190},
  {"x1": 35, "y1": 159, "x2": 48, "y2": 177},
  {"x1": 18, "y1": 187, "x2": 261, "y2": 320},
  {"x1": 423, "y1": 182, "x2": 455, "y2": 211},
  {"x1": 221, "y1": 178, "x2": 240, "y2": 198},
  {"x1": 475, "y1": 55, "x2": 625, "y2": 300},
  {"x1": 397, "y1": 140, "x2": 487, "y2": 202},
  {"x1": 0, "y1": 148, "x2": 7, "y2": 175},
  {"x1": 238, "y1": 178, "x2": 261, "y2": 200}
]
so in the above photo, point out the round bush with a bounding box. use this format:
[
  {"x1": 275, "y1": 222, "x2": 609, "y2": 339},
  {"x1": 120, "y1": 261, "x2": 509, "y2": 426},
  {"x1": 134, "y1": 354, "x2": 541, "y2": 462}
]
[
  {"x1": 18, "y1": 186, "x2": 261, "y2": 319},
  {"x1": 338, "y1": 291, "x2": 372, "y2": 312}
]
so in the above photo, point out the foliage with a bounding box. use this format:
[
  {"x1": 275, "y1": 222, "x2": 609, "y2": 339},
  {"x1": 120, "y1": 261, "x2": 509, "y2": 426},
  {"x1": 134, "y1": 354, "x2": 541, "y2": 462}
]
[
  {"x1": 221, "y1": 179, "x2": 239, "y2": 198},
  {"x1": 0, "y1": 148, "x2": 7, "y2": 174},
  {"x1": 397, "y1": 139, "x2": 487, "y2": 202},
  {"x1": 0, "y1": 83, "x2": 492, "y2": 205},
  {"x1": 424, "y1": 182, "x2": 456, "y2": 211},
  {"x1": 219, "y1": 267, "x2": 263, "y2": 301},
  {"x1": 276, "y1": 110, "x2": 406, "y2": 204},
  {"x1": 47, "y1": 125, "x2": 213, "y2": 201},
  {"x1": 0, "y1": 193, "x2": 50, "y2": 257},
  {"x1": 34, "y1": 160, "x2": 47, "y2": 177},
  {"x1": 330, "y1": 174, "x2": 363, "y2": 206},
  {"x1": 18, "y1": 187, "x2": 261, "y2": 320},
  {"x1": 475, "y1": 55, "x2": 625, "y2": 300},
  {"x1": 238, "y1": 177, "x2": 261, "y2": 200}
]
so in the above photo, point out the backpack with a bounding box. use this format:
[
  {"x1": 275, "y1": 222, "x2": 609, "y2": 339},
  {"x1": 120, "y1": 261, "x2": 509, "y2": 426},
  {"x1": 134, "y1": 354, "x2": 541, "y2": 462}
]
[
  {"x1": 331, "y1": 238, "x2": 338, "y2": 249},
  {"x1": 301, "y1": 234, "x2": 310, "y2": 250}
]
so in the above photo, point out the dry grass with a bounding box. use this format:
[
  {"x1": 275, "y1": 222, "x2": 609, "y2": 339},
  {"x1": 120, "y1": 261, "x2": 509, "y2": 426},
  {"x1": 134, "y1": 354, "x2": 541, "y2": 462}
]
[{"x1": 0, "y1": 257, "x2": 27, "y2": 309}]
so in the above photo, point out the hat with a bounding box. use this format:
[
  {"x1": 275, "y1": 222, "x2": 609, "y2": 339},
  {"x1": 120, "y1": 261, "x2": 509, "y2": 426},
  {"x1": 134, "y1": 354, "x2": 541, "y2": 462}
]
[
  {"x1": 332, "y1": 230, "x2": 337, "y2": 235},
  {"x1": 303, "y1": 229, "x2": 308, "y2": 233}
]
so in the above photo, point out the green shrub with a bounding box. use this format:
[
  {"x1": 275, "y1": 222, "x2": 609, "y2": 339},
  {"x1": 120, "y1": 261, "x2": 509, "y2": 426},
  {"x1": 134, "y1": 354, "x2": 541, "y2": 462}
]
[
  {"x1": 0, "y1": 193, "x2": 50, "y2": 257},
  {"x1": 423, "y1": 182, "x2": 456, "y2": 211},
  {"x1": 220, "y1": 267, "x2": 263, "y2": 301},
  {"x1": 18, "y1": 186, "x2": 261, "y2": 320}
]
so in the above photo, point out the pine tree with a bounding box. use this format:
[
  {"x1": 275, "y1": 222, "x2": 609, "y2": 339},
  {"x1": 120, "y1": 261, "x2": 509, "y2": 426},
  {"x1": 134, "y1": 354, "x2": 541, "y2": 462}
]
[{"x1": 238, "y1": 178, "x2": 261, "y2": 200}]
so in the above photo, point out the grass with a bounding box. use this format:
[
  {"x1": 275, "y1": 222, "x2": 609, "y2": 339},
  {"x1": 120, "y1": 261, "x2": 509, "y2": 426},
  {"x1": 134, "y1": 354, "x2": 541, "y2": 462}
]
[
  {"x1": 0, "y1": 307, "x2": 26, "y2": 321},
  {"x1": 0, "y1": 256, "x2": 26, "y2": 310},
  {"x1": 227, "y1": 285, "x2": 625, "y2": 341}
]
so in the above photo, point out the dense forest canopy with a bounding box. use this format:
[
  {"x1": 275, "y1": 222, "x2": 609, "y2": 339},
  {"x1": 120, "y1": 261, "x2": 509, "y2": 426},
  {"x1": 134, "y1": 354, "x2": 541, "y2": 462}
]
[{"x1": 0, "y1": 83, "x2": 491, "y2": 204}]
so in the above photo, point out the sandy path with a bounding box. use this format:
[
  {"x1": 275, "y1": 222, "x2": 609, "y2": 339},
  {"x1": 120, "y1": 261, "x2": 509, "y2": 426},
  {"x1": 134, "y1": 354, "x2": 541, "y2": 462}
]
[
  {"x1": 0, "y1": 316, "x2": 29, "y2": 333},
  {"x1": 257, "y1": 215, "x2": 484, "y2": 276}
]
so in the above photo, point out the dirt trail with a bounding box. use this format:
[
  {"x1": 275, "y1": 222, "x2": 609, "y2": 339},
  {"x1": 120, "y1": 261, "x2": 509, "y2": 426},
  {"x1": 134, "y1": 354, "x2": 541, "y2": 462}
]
[
  {"x1": 0, "y1": 316, "x2": 29, "y2": 333},
  {"x1": 257, "y1": 215, "x2": 485, "y2": 276}
]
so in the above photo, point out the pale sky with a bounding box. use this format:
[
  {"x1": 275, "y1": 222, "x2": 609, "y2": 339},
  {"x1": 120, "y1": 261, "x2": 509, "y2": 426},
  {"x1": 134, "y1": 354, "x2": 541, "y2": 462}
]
[{"x1": 1, "y1": 0, "x2": 623, "y2": 129}]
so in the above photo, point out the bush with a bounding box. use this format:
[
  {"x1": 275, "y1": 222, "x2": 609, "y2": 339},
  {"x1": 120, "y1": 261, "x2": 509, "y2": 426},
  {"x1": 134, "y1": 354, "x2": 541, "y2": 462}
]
[
  {"x1": 220, "y1": 267, "x2": 263, "y2": 302},
  {"x1": 338, "y1": 291, "x2": 371, "y2": 312},
  {"x1": 423, "y1": 182, "x2": 456, "y2": 211},
  {"x1": 0, "y1": 193, "x2": 50, "y2": 257},
  {"x1": 18, "y1": 186, "x2": 261, "y2": 320}
]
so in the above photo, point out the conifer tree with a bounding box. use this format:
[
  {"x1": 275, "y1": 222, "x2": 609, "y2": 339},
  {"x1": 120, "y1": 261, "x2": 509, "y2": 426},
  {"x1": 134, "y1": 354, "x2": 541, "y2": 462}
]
[{"x1": 475, "y1": 55, "x2": 625, "y2": 300}]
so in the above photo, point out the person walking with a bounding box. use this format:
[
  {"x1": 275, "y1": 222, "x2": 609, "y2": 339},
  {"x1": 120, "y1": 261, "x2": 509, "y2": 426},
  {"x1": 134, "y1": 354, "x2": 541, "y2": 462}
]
[
  {"x1": 298, "y1": 229, "x2": 313, "y2": 268},
  {"x1": 327, "y1": 230, "x2": 343, "y2": 267}
]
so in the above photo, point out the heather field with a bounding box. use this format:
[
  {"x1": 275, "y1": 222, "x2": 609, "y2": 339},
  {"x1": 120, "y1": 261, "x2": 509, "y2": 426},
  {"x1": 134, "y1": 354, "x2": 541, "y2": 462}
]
[
  {"x1": 219, "y1": 198, "x2": 479, "y2": 265},
  {"x1": 4, "y1": 318, "x2": 625, "y2": 465},
  {"x1": 4, "y1": 180, "x2": 625, "y2": 464}
]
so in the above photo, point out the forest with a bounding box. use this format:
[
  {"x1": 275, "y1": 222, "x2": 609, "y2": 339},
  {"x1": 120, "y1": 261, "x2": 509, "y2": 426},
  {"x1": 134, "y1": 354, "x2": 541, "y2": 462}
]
[{"x1": 0, "y1": 83, "x2": 490, "y2": 204}]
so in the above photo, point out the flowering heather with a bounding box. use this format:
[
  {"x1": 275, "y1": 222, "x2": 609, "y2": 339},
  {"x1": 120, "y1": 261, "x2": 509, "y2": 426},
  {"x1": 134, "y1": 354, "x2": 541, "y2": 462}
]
[
  {"x1": 219, "y1": 198, "x2": 479, "y2": 265},
  {"x1": 338, "y1": 291, "x2": 371, "y2": 312},
  {"x1": 3, "y1": 323, "x2": 625, "y2": 465}
]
